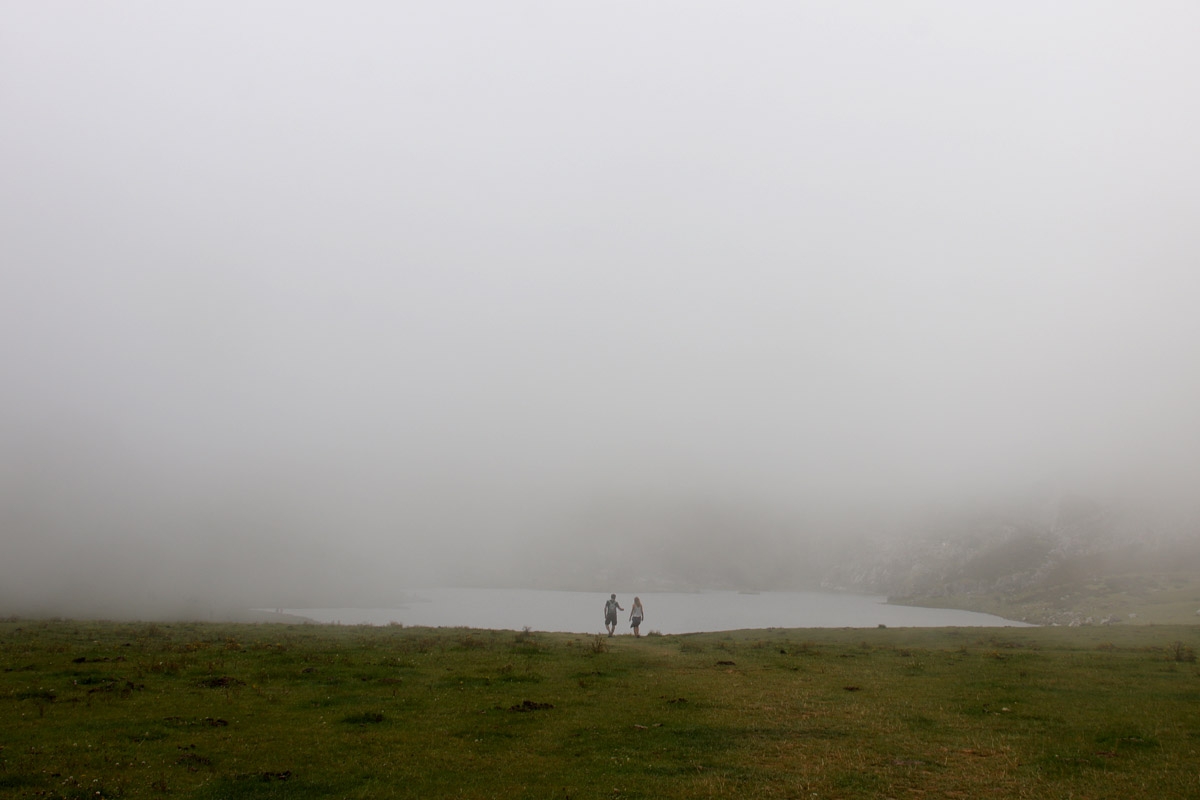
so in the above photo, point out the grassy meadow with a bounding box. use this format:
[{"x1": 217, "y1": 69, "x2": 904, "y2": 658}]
[{"x1": 3, "y1": 618, "x2": 1200, "y2": 799}]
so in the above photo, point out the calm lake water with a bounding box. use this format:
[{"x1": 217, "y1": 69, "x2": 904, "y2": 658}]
[{"x1": 280, "y1": 589, "x2": 1029, "y2": 633}]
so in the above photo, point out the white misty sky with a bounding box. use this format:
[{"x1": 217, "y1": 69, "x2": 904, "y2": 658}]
[{"x1": 2, "y1": 2, "x2": 1198, "y2": 604}]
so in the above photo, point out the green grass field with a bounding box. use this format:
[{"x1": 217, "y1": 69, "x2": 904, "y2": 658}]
[{"x1": 3, "y1": 619, "x2": 1200, "y2": 798}]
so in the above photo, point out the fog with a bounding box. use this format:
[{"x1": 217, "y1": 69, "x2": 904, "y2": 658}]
[{"x1": 3, "y1": 3, "x2": 1199, "y2": 618}]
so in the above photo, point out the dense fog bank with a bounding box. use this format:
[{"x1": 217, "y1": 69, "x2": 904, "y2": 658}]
[{"x1": 3, "y1": 3, "x2": 1198, "y2": 620}]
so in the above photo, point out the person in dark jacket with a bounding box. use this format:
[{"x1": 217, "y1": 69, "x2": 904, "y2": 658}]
[{"x1": 604, "y1": 594, "x2": 623, "y2": 636}]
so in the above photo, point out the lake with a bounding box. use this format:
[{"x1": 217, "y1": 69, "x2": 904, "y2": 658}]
[{"x1": 279, "y1": 588, "x2": 1030, "y2": 633}]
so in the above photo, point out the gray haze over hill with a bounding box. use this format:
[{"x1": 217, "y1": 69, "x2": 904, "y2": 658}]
[{"x1": 2, "y1": 3, "x2": 1199, "y2": 619}]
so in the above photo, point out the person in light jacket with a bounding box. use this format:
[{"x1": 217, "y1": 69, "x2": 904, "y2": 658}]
[{"x1": 629, "y1": 596, "x2": 644, "y2": 637}]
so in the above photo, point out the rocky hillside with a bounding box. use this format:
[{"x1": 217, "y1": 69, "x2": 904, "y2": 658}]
[{"x1": 829, "y1": 497, "x2": 1200, "y2": 625}]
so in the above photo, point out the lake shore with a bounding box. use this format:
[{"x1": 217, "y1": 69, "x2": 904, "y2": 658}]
[{"x1": 273, "y1": 588, "x2": 1031, "y2": 633}]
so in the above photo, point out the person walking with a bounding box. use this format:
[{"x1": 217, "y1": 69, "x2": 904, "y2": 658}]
[
  {"x1": 629, "y1": 596, "x2": 644, "y2": 637},
  {"x1": 604, "y1": 594, "x2": 623, "y2": 636}
]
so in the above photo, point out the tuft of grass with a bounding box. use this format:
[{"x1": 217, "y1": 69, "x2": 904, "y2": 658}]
[{"x1": 1167, "y1": 640, "x2": 1196, "y2": 662}]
